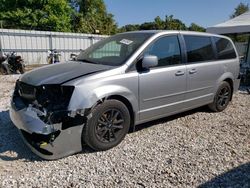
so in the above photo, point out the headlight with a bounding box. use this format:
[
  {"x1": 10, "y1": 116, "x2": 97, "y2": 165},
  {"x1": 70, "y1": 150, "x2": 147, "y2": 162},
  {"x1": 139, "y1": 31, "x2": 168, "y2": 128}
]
[{"x1": 36, "y1": 85, "x2": 74, "y2": 111}]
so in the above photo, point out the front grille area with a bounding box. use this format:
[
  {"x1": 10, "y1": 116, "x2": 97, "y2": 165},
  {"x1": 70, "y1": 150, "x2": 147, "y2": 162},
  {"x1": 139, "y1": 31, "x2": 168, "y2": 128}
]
[{"x1": 13, "y1": 81, "x2": 74, "y2": 112}]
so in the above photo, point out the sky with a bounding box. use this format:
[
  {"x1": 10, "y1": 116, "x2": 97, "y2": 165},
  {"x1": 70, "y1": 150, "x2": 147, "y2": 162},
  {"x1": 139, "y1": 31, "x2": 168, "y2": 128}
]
[{"x1": 104, "y1": 0, "x2": 250, "y2": 28}]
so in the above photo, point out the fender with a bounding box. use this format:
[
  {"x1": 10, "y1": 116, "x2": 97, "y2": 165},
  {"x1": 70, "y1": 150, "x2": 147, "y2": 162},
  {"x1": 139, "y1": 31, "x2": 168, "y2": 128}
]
[{"x1": 67, "y1": 84, "x2": 139, "y2": 119}]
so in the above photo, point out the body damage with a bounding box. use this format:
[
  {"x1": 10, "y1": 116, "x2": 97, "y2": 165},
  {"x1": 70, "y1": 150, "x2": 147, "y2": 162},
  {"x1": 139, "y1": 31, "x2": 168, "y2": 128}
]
[
  {"x1": 10, "y1": 79, "x2": 87, "y2": 159},
  {"x1": 66, "y1": 70, "x2": 139, "y2": 117},
  {"x1": 10, "y1": 62, "x2": 138, "y2": 159}
]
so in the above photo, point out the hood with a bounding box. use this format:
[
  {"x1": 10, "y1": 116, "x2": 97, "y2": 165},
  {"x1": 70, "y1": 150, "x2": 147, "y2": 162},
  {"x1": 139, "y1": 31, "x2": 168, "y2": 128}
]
[{"x1": 19, "y1": 61, "x2": 112, "y2": 86}]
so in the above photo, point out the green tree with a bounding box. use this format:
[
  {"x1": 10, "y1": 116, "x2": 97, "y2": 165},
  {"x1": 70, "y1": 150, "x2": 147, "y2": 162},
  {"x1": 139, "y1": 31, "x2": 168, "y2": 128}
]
[
  {"x1": 188, "y1": 23, "x2": 205, "y2": 32},
  {"x1": 154, "y1": 16, "x2": 165, "y2": 30},
  {"x1": 125, "y1": 16, "x2": 165, "y2": 31},
  {"x1": 139, "y1": 22, "x2": 156, "y2": 30},
  {"x1": 165, "y1": 15, "x2": 187, "y2": 30},
  {"x1": 120, "y1": 15, "x2": 189, "y2": 32},
  {"x1": 72, "y1": 0, "x2": 117, "y2": 34},
  {"x1": 0, "y1": 0, "x2": 73, "y2": 32},
  {"x1": 119, "y1": 24, "x2": 140, "y2": 32},
  {"x1": 230, "y1": 2, "x2": 249, "y2": 18}
]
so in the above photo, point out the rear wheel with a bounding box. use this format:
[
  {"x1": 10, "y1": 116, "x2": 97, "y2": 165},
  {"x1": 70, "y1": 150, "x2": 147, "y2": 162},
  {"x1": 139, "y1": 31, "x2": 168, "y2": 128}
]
[
  {"x1": 47, "y1": 57, "x2": 53, "y2": 64},
  {"x1": 83, "y1": 100, "x2": 130, "y2": 151},
  {"x1": 208, "y1": 81, "x2": 232, "y2": 112},
  {"x1": 19, "y1": 64, "x2": 25, "y2": 74}
]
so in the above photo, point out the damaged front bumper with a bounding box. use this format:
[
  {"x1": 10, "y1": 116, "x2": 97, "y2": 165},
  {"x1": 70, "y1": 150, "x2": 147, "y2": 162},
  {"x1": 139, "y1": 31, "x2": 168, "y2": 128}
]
[{"x1": 10, "y1": 89, "x2": 86, "y2": 160}]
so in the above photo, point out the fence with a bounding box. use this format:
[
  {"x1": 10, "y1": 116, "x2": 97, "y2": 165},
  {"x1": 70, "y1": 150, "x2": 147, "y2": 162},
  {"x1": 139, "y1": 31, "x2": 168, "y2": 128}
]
[{"x1": 0, "y1": 29, "x2": 108, "y2": 64}]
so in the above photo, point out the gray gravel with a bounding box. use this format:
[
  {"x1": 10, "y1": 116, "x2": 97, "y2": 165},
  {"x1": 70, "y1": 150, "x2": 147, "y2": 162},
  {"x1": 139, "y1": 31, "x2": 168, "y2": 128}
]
[{"x1": 0, "y1": 75, "x2": 249, "y2": 188}]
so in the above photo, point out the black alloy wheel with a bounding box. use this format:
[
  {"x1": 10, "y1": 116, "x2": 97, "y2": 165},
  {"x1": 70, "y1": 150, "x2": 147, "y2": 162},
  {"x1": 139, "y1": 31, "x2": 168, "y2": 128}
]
[
  {"x1": 216, "y1": 86, "x2": 230, "y2": 108},
  {"x1": 208, "y1": 81, "x2": 232, "y2": 112},
  {"x1": 83, "y1": 100, "x2": 130, "y2": 151},
  {"x1": 95, "y1": 109, "x2": 125, "y2": 143}
]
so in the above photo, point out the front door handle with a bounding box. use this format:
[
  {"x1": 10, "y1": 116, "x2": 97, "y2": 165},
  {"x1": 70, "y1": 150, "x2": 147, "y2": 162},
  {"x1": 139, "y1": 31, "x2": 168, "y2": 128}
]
[
  {"x1": 189, "y1": 69, "x2": 197, "y2": 74},
  {"x1": 175, "y1": 71, "x2": 185, "y2": 76}
]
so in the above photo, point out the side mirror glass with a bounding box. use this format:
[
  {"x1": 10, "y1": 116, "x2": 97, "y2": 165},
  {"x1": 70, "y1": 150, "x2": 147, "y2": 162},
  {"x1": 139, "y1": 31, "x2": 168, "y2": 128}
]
[{"x1": 142, "y1": 55, "x2": 158, "y2": 69}]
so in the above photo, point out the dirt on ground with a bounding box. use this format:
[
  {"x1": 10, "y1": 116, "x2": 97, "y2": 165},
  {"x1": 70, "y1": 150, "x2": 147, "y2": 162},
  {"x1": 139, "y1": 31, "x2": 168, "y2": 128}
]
[{"x1": 0, "y1": 75, "x2": 249, "y2": 188}]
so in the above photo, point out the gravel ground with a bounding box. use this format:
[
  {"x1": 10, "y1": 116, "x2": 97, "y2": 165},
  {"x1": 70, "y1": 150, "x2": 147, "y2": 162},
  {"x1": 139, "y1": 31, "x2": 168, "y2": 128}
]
[{"x1": 0, "y1": 75, "x2": 249, "y2": 188}]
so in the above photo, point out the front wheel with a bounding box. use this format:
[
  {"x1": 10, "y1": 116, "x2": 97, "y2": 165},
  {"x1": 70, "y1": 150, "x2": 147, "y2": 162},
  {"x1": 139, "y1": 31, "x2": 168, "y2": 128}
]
[
  {"x1": 208, "y1": 81, "x2": 232, "y2": 112},
  {"x1": 83, "y1": 100, "x2": 130, "y2": 151}
]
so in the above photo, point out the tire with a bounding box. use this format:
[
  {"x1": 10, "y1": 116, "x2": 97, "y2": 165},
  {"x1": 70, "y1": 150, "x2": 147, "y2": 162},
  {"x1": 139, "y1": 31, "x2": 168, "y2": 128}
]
[
  {"x1": 208, "y1": 81, "x2": 232, "y2": 112},
  {"x1": 0, "y1": 66, "x2": 7, "y2": 75},
  {"x1": 47, "y1": 57, "x2": 52, "y2": 64},
  {"x1": 83, "y1": 100, "x2": 130, "y2": 151},
  {"x1": 19, "y1": 65, "x2": 25, "y2": 74}
]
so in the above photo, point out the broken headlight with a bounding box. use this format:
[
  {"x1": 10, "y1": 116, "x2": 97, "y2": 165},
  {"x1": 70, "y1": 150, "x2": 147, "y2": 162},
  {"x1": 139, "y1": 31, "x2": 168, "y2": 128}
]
[{"x1": 35, "y1": 85, "x2": 74, "y2": 112}]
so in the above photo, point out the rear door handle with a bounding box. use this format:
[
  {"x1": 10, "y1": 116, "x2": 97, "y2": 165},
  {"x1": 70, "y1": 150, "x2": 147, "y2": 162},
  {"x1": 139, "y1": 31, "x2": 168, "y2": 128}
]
[
  {"x1": 175, "y1": 71, "x2": 185, "y2": 76},
  {"x1": 189, "y1": 69, "x2": 197, "y2": 74}
]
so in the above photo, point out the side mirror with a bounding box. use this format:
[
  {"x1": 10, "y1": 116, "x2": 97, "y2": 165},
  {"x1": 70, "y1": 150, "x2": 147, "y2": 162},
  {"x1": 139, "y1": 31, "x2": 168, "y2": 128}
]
[{"x1": 142, "y1": 55, "x2": 158, "y2": 69}]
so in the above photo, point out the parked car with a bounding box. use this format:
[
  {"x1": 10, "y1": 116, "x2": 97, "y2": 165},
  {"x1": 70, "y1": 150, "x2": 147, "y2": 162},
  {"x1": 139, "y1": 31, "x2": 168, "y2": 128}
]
[{"x1": 10, "y1": 31, "x2": 240, "y2": 160}]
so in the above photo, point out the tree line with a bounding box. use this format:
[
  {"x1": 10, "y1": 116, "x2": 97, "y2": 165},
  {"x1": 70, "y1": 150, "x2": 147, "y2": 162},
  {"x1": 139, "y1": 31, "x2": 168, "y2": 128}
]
[
  {"x1": 0, "y1": 0, "x2": 117, "y2": 34},
  {"x1": 0, "y1": 0, "x2": 248, "y2": 35},
  {"x1": 119, "y1": 15, "x2": 205, "y2": 33}
]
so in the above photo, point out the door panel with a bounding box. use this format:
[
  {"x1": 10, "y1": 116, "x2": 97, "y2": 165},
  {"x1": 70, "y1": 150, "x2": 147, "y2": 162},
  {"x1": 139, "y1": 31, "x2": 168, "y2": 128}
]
[
  {"x1": 186, "y1": 62, "x2": 221, "y2": 107},
  {"x1": 138, "y1": 35, "x2": 187, "y2": 121},
  {"x1": 183, "y1": 35, "x2": 221, "y2": 107},
  {"x1": 139, "y1": 65, "x2": 186, "y2": 121}
]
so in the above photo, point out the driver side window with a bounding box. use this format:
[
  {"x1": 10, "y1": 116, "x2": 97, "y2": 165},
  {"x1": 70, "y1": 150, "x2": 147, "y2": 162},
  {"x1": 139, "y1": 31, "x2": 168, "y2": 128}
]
[{"x1": 144, "y1": 35, "x2": 182, "y2": 67}]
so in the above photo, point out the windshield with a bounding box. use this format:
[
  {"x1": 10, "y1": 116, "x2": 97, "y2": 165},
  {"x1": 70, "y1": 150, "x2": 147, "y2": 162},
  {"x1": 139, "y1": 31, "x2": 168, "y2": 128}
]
[{"x1": 77, "y1": 33, "x2": 153, "y2": 66}]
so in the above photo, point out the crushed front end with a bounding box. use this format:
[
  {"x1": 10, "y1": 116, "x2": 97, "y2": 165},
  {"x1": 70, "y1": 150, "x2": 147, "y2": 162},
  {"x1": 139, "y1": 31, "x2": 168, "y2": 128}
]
[{"x1": 10, "y1": 81, "x2": 86, "y2": 160}]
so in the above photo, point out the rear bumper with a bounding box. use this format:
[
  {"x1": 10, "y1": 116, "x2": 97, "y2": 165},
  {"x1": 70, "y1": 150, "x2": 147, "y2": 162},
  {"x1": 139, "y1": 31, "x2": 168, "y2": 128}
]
[{"x1": 10, "y1": 101, "x2": 84, "y2": 160}]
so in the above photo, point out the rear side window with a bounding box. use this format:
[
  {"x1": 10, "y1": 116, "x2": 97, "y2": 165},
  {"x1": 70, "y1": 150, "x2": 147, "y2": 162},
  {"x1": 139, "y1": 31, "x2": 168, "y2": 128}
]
[
  {"x1": 214, "y1": 37, "x2": 237, "y2": 60},
  {"x1": 184, "y1": 35, "x2": 215, "y2": 63}
]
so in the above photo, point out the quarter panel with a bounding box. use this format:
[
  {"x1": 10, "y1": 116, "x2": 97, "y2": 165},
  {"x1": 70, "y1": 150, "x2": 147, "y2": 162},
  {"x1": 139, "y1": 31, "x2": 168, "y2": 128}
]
[{"x1": 185, "y1": 59, "x2": 238, "y2": 107}]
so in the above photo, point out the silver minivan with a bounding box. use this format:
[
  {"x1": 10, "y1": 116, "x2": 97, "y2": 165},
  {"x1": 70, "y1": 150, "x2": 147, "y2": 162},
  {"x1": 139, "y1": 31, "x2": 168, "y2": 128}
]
[{"x1": 10, "y1": 31, "x2": 240, "y2": 159}]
